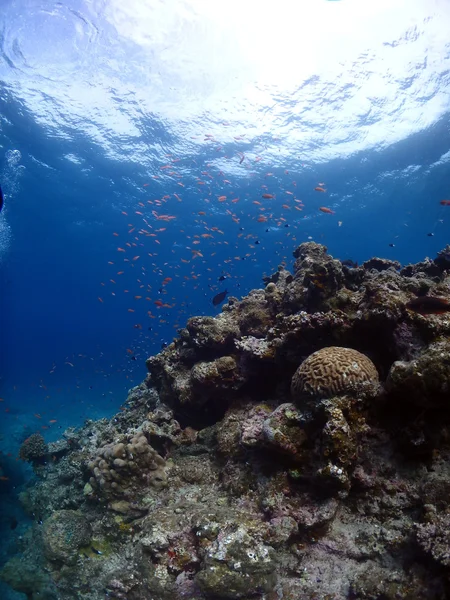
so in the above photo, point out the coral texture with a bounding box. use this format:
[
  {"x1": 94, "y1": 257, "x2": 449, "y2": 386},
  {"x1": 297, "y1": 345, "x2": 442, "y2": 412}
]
[{"x1": 291, "y1": 346, "x2": 379, "y2": 400}]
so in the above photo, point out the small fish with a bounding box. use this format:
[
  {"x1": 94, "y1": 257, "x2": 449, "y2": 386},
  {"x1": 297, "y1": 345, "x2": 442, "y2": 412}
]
[
  {"x1": 91, "y1": 546, "x2": 103, "y2": 555},
  {"x1": 262, "y1": 194, "x2": 274, "y2": 199},
  {"x1": 405, "y1": 296, "x2": 450, "y2": 315},
  {"x1": 212, "y1": 290, "x2": 228, "y2": 306},
  {"x1": 218, "y1": 275, "x2": 227, "y2": 281},
  {"x1": 0, "y1": 184, "x2": 3, "y2": 212},
  {"x1": 389, "y1": 243, "x2": 395, "y2": 247},
  {"x1": 440, "y1": 200, "x2": 450, "y2": 206},
  {"x1": 319, "y1": 207, "x2": 334, "y2": 214},
  {"x1": 315, "y1": 186, "x2": 326, "y2": 192}
]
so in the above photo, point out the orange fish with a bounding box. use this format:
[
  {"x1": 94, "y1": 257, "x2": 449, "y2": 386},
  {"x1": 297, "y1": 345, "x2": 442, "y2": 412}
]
[
  {"x1": 315, "y1": 187, "x2": 326, "y2": 192},
  {"x1": 218, "y1": 196, "x2": 227, "y2": 201},
  {"x1": 319, "y1": 207, "x2": 334, "y2": 214},
  {"x1": 440, "y1": 200, "x2": 450, "y2": 206},
  {"x1": 262, "y1": 194, "x2": 274, "y2": 199},
  {"x1": 98, "y1": 297, "x2": 104, "y2": 303}
]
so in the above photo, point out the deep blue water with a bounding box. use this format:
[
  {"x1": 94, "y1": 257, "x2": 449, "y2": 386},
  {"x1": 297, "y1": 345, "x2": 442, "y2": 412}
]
[{"x1": 0, "y1": 1, "x2": 450, "y2": 597}]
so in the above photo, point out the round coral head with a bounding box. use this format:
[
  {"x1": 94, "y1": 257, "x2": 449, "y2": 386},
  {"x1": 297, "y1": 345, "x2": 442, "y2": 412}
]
[{"x1": 291, "y1": 346, "x2": 379, "y2": 401}]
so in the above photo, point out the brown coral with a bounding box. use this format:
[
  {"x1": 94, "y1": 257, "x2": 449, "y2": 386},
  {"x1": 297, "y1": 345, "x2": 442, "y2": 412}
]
[
  {"x1": 291, "y1": 346, "x2": 379, "y2": 400},
  {"x1": 87, "y1": 432, "x2": 167, "y2": 502},
  {"x1": 19, "y1": 433, "x2": 48, "y2": 463}
]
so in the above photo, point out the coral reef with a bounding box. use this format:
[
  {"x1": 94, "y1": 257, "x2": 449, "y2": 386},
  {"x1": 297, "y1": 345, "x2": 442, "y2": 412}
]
[
  {"x1": 291, "y1": 346, "x2": 379, "y2": 401},
  {"x1": 19, "y1": 433, "x2": 48, "y2": 464},
  {"x1": 4, "y1": 242, "x2": 450, "y2": 599},
  {"x1": 87, "y1": 432, "x2": 167, "y2": 502}
]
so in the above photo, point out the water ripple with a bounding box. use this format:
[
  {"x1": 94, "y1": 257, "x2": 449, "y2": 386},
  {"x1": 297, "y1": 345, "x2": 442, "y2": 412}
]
[
  {"x1": 0, "y1": 0, "x2": 449, "y2": 164},
  {"x1": 0, "y1": 1, "x2": 100, "y2": 81}
]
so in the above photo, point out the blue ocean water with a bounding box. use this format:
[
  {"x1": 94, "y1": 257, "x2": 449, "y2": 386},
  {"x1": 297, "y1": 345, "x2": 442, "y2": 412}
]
[{"x1": 0, "y1": 0, "x2": 450, "y2": 597}]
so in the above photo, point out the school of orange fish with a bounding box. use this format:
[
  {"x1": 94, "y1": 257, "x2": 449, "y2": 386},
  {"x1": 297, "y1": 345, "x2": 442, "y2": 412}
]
[{"x1": 2, "y1": 130, "x2": 450, "y2": 450}]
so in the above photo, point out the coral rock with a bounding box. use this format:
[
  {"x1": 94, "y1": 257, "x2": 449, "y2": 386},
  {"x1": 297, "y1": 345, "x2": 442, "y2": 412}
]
[
  {"x1": 42, "y1": 510, "x2": 91, "y2": 565},
  {"x1": 386, "y1": 340, "x2": 450, "y2": 407},
  {"x1": 88, "y1": 432, "x2": 167, "y2": 501},
  {"x1": 19, "y1": 433, "x2": 48, "y2": 463},
  {"x1": 195, "y1": 522, "x2": 276, "y2": 599},
  {"x1": 291, "y1": 346, "x2": 379, "y2": 401}
]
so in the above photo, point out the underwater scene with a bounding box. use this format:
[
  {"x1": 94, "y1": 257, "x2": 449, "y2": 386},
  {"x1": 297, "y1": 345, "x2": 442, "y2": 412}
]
[{"x1": 1, "y1": 0, "x2": 450, "y2": 598}]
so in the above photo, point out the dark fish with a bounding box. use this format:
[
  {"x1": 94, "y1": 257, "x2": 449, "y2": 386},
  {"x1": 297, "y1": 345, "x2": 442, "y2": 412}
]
[
  {"x1": 405, "y1": 296, "x2": 450, "y2": 315},
  {"x1": 342, "y1": 259, "x2": 358, "y2": 268},
  {"x1": 389, "y1": 243, "x2": 395, "y2": 247},
  {"x1": 0, "y1": 184, "x2": 3, "y2": 212},
  {"x1": 218, "y1": 275, "x2": 227, "y2": 282},
  {"x1": 212, "y1": 289, "x2": 228, "y2": 306}
]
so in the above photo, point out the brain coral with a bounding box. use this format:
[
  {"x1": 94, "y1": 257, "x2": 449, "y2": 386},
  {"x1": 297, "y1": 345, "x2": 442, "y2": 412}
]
[{"x1": 291, "y1": 346, "x2": 379, "y2": 400}]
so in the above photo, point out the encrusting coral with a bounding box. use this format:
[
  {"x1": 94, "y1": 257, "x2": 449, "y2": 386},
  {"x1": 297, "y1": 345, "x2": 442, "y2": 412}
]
[{"x1": 4, "y1": 242, "x2": 450, "y2": 600}]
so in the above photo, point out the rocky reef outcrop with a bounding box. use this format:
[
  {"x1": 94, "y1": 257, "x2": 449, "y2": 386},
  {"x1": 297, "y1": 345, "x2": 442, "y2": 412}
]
[{"x1": 3, "y1": 242, "x2": 450, "y2": 599}]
